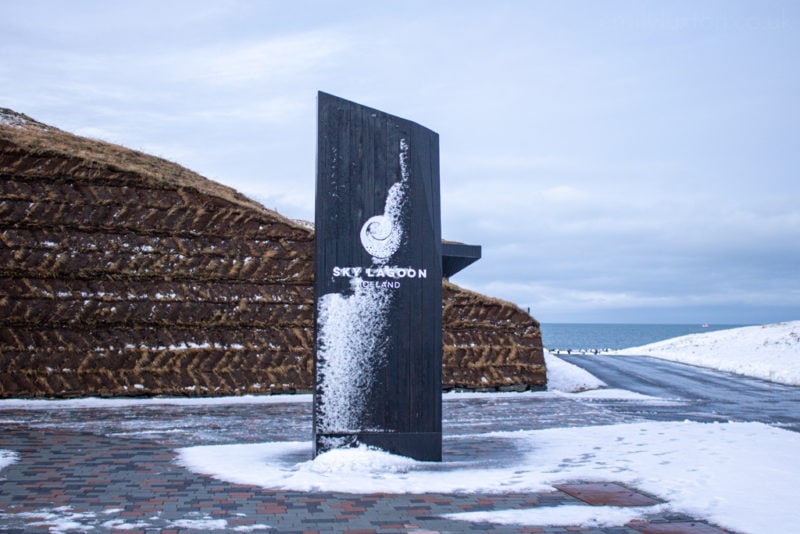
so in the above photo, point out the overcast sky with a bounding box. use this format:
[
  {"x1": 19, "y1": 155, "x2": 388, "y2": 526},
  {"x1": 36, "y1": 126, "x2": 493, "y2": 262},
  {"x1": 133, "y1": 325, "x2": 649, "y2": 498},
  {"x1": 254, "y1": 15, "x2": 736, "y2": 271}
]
[{"x1": 2, "y1": 1, "x2": 798, "y2": 324}]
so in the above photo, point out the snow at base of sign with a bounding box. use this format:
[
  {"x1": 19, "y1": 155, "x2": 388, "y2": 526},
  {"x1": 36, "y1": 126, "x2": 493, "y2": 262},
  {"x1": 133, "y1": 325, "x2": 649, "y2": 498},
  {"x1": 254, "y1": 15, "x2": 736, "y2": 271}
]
[
  {"x1": 610, "y1": 320, "x2": 800, "y2": 385},
  {"x1": 176, "y1": 421, "x2": 800, "y2": 534},
  {"x1": 297, "y1": 444, "x2": 418, "y2": 474}
]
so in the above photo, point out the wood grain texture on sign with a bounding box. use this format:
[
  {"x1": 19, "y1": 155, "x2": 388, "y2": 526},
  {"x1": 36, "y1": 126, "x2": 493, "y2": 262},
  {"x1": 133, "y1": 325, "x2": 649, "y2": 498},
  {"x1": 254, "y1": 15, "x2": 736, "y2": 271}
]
[{"x1": 314, "y1": 92, "x2": 442, "y2": 461}]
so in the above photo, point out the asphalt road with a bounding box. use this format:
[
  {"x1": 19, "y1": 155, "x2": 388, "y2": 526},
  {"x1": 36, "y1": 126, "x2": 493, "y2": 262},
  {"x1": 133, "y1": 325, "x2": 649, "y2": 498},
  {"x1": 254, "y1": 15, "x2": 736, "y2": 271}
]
[{"x1": 557, "y1": 353, "x2": 800, "y2": 432}]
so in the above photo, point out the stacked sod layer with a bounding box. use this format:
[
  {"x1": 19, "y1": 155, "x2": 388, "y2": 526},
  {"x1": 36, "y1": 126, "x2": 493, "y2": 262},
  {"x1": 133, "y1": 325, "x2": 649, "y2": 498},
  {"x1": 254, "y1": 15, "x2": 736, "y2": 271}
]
[{"x1": 0, "y1": 108, "x2": 544, "y2": 398}]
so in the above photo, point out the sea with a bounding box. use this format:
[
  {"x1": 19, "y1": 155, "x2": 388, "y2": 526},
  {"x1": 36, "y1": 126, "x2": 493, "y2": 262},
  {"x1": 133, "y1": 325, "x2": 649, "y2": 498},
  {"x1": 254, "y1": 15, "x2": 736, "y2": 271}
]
[{"x1": 539, "y1": 323, "x2": 748, "y2": 352}]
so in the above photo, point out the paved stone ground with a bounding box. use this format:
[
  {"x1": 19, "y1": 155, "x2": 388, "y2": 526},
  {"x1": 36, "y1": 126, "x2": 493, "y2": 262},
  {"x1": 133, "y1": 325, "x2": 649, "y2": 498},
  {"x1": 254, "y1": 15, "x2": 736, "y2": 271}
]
[{"x1": 0, "y1": 396, "x2": 739, "y2": 533}]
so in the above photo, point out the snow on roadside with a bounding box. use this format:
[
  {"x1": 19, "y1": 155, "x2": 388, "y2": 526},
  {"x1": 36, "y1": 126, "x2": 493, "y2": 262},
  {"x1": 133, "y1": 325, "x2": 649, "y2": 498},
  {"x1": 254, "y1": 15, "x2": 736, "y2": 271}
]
[
  {"x1": 544, "y1": 349, "x2": 606, "y2": 392},
  {"x1": 610, "y1": 320, "x2": 800, "y2": 385}
]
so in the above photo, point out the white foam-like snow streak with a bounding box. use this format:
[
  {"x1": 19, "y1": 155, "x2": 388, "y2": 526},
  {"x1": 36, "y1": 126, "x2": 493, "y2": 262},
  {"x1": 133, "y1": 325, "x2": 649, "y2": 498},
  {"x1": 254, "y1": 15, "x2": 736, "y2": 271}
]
[
  {"x1": 315, "y1": 138, "x2": 411, "y2": 433},
  {"x1": 315, "y1": 278, "x2": 393, "y2": 432}
]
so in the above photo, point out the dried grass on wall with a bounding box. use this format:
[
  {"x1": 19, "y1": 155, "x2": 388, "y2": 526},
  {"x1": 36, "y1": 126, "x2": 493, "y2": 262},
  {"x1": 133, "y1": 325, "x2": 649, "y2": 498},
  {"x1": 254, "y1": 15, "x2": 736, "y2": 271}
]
[{"x1": 0, "y1": 108, "x2": 544, "y2": 398}]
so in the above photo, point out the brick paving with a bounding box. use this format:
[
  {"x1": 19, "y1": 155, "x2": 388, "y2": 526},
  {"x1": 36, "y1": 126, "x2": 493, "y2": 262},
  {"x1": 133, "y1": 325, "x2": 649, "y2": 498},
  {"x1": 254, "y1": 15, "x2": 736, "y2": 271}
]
[{"x1": 0, "y1": 399, "x2": 739, "y2": 533}]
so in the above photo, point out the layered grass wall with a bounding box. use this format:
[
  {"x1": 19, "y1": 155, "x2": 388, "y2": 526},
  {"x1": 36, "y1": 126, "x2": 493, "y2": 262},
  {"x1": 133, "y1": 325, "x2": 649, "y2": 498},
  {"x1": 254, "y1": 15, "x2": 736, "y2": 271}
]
[{"x1": 0, "y1": 108, "x2": 545, "y2": 398}]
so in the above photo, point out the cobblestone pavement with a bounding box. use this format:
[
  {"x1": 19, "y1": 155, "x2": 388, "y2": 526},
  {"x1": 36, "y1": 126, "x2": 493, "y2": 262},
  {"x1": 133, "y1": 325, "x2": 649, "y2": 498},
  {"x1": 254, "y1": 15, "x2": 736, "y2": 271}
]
[{"x1": 0, "y1": 395, "x2": 739, "y2": 533}]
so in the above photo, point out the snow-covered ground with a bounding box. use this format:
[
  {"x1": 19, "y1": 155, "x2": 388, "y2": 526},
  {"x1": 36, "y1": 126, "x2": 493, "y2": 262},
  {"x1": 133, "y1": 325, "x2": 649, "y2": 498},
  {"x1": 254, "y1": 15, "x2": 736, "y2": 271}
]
[
  {"x1": 174, "y1": 321, "x2": 800, "y2": 533},
  {"x1": 2, "y1": 321, "x2": 799, "y2": 533},
  {"x1": 176, "y1": 420, "x2": 799, "y2": 532},
  {"x1": 610, "y1": 320, "x2": 800, "y2": 386},
  {"x1": 543, "y1": 348, "x2": 607, "y2": 391},
  {"x1": 0, "y1": 392, "x2": 312, "y2": 410}
]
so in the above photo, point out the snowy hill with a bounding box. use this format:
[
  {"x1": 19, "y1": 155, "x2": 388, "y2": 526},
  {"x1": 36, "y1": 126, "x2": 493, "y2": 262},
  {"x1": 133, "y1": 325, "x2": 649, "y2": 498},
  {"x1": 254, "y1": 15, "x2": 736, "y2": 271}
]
[{"x1": 610, "y1": 320, "x2": 800, "y2": 386}]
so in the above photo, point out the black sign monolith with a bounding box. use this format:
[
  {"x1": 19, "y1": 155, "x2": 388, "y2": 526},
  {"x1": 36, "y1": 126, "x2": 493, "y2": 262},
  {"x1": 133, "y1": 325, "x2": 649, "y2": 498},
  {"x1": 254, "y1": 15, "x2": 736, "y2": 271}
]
[{"x1": 313, "y1": 92, "x2": 442, "y2": 461}]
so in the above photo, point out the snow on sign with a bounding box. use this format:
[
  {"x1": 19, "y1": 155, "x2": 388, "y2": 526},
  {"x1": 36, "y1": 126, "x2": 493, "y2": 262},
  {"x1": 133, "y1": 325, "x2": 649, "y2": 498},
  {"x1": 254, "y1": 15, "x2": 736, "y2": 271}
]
[{"x1": 313, "y1": 92, "x2": 443, "y2": 461}]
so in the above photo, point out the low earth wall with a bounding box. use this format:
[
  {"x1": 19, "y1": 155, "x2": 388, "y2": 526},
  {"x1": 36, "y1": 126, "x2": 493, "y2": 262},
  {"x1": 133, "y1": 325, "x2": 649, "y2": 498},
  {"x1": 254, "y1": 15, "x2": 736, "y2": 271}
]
[{"x1": 0, "y1": 108, "x2": 545, "y2": 398}]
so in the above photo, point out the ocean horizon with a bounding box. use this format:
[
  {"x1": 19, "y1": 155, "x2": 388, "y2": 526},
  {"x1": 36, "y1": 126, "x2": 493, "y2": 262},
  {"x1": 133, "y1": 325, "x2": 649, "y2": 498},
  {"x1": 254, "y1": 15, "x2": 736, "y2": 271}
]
[{"x1": 539, "y1": 323, "x2": 748, "y2": 352}]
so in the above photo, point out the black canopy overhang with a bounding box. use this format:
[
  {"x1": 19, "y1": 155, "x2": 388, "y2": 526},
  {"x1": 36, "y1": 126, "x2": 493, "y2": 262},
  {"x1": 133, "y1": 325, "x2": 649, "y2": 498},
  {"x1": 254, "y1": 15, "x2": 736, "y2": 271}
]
[{"x1": 442, "y1": 242, "x2": 481, "y2": 278}]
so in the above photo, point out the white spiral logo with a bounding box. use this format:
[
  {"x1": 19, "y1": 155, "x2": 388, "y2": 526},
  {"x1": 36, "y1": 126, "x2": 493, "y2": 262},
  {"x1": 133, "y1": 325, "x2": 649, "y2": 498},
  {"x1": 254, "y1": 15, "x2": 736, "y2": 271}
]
[{"x1": 360, "y1": 214, "x2": 401, "y2": 259}]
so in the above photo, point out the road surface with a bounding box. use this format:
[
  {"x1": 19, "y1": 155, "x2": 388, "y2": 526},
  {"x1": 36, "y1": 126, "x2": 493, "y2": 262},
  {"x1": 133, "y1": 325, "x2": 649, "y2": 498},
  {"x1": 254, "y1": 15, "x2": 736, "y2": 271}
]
[{"x1": 557, "y1": 353, "x2": 800, "y2": 432}]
